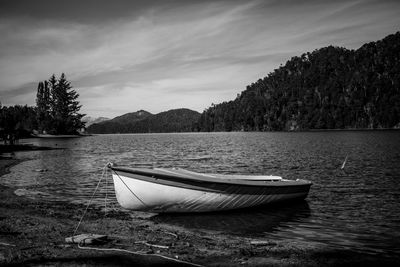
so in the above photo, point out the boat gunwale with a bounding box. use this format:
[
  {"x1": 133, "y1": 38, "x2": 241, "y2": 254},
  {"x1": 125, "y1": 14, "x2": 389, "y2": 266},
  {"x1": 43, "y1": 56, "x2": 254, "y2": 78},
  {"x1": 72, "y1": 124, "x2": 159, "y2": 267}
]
[{"x1": 110, "y1": 166, "x2": 312, "y2": 188}]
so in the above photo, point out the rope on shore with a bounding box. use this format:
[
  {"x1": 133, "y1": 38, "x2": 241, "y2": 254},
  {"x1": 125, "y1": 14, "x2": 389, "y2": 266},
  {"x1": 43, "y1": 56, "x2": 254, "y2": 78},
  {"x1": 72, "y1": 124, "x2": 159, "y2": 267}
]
[{"x1": 77, "y1": 241, "x2": 204, "y2": 267}]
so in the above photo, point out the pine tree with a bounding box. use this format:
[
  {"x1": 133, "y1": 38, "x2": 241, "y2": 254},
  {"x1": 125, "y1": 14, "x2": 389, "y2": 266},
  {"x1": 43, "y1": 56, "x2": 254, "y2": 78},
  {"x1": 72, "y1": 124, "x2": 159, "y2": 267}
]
[
  {"x1": 35, "y1": 73, "x2": 85, "y2": 134},
  {"x1": 51, "y1": 73, "x2": 68, "y2": 133},
  {"x1": 36, "y1": 81, "x2": 52, "y2": 133},
  {"x1": 51, "y1": 73, "x2": 85, "y2": 134},
  {"x1": 48, "y1": 74, "x2": 58, "y2": 133},
  {"x1": 58, "y1": 73, "x2": 85, "y2": 133},
  {"x1": 36, "y1": 81, "x2": 45, "y2": 132},
  {"x1": 42, "y1": 80, "x2": 52, "y2": 131}
]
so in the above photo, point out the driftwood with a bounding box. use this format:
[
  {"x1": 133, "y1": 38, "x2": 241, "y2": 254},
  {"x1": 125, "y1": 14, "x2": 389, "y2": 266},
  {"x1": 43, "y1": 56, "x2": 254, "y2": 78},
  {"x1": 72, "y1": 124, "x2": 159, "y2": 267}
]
[
  {"x1": 0, "y1": 242, "x2": 15, "y2": 247},
  {"x1": 65, "y1": 234, "x2": 108, "y2": 245},
  {"x1": 135, "y1": 240, "x2": 169, "y2": 249},
  {"x1": 162, "y1": 230, "x2": 178, "y2": 239},
  {"x1": 250, "y1": 240, "x2": 274, "y2": 246}
]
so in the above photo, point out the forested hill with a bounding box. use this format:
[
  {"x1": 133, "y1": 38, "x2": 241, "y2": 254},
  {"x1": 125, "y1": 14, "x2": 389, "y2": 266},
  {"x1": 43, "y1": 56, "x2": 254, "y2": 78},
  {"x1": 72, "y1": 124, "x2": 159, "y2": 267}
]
[
  {"x1": 198, "y1": 31, "x2": 400, "y2": 131},
  {"x1": 87, "y1": 109, "x2": 200, "y2": 133},
  {"x1": 109, "y1": 110, "x2": 152, "y2": 125},
  {"x1": 86, "y1": 110, "x2": 152, "y2": 133}
]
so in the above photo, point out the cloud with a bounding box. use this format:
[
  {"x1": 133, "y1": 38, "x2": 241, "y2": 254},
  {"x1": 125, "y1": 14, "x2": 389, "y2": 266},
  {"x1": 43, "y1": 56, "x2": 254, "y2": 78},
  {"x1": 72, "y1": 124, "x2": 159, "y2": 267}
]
[{"x1": 1, "y1": 0, "x2": 400, "y2": 117}]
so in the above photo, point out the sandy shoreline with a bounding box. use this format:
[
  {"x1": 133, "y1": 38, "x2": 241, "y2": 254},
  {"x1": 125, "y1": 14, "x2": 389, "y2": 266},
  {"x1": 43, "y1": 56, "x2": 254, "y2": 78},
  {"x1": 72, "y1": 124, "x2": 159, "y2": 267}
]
[{"x1": 0, "y1": 157, "x2": 398, "y2": 266}]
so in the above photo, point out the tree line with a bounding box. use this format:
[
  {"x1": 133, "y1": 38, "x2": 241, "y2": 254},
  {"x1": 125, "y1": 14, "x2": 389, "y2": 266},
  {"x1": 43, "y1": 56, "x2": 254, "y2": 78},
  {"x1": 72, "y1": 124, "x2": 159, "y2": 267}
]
[
  {"x1": 0, "y1": 104, "x2": 37, "y2": 144},
  {"x1": 1, "y1": 73, "x2": 85, "y2": 143},
  {"x1": 197, "y1": 32, "x2": 400, "y2": 131}
]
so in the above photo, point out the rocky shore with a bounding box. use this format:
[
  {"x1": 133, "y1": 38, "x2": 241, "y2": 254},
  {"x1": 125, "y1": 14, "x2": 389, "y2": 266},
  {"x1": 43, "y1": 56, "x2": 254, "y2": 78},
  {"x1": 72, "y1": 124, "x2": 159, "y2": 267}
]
[{"x1": 0, "y1": 157, "x2": 397, "y2": 266}]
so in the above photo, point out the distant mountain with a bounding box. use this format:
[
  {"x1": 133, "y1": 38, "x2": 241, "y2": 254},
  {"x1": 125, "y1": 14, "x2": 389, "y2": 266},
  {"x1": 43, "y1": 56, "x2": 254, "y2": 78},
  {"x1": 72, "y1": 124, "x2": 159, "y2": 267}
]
[
  {"x1": 108, "y1": 110, "x2": 152, "y2": 125},
  {"x1": 86, "y1": 109, "x2": 200, "y2": 134},
  {"x1": 132, "y1": 109, "x2": 201, "y2": 133},
  {"x1": 82, "y1": 116, "x2": 110, "y2": 127},
  {"x1": 86, "y1": 110, "x2": 152, "y2": 134},
  {"x1": 198, "y1": 31, "x2": 400, "y2": 131}
]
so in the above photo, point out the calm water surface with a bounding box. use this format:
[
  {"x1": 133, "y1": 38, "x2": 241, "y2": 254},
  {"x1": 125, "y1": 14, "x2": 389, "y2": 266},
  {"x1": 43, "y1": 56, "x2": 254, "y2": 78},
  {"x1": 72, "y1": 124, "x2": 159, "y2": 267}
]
[{"x1": 1, "y1": 132, "x2": 400, "y2": 257}]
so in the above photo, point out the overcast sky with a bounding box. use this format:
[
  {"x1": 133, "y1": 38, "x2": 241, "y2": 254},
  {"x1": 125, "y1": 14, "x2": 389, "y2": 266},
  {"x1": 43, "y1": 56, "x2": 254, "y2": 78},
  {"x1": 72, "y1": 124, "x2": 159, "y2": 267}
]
[{"x1": 0, "y1": 0, "x2": 399, "y2": 118}]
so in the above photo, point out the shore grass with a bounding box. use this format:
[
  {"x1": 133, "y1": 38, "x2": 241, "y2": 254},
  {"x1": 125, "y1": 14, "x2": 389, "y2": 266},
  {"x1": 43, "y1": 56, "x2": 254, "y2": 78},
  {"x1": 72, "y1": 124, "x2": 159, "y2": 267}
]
[{"x1": 0, "y1": 156, "x2": 398, "y2": 266}]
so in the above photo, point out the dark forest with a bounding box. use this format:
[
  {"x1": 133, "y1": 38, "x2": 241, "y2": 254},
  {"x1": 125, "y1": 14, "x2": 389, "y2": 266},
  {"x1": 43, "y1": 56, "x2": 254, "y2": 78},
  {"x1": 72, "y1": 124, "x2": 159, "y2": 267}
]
[{"x1": 197, "y1": 32, "x2": 400, "y2": 131}]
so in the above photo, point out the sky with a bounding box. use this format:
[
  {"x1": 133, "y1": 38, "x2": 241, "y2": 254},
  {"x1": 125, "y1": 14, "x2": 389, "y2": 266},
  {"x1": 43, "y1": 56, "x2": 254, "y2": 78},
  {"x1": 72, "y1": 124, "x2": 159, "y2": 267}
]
[{"x1": 0, "y1": 0, "x2": 399, "y2": 118}]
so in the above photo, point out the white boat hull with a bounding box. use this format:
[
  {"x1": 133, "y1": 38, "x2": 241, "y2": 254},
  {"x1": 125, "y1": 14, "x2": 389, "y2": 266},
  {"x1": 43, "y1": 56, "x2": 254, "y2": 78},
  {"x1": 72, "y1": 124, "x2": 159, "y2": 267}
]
[{"x1": 112, "y1": 170, "x2": 311, "y2": 213}]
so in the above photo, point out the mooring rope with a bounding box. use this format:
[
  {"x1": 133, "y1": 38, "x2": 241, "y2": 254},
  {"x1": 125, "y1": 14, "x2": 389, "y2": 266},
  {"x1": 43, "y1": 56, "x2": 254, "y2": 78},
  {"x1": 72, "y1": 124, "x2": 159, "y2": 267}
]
[
  {"x1": 112, "y1": 169, "x2": 149, "y2": 209},
  {"x1": 341, "y1": 154, "x2": 348, "y2": 170},
  {"x1": 104, "y1": 166, "x2": 108, "y2": 217},
  {"x1": 73, "y1": 164, "x2": 108, "y2": 236}
]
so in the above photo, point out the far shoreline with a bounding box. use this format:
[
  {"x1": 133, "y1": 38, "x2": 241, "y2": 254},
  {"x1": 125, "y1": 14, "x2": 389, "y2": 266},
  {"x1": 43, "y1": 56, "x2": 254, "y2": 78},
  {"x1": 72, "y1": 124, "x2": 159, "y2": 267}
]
[
  {"x1": 83, "y1": 128, "x2": 400, "y2": 135},
  {"x1": 30, "y1": 133, "x2": 93, "y2": 138}
]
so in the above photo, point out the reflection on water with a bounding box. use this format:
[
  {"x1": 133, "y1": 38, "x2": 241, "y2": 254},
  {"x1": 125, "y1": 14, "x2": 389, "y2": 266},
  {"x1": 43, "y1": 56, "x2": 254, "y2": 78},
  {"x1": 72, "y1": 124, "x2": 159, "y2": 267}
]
[
  {"x1": 1, "y1": 131, "x2": 400, "y2": 257},
  {"x1": 152, "y1": 201, "x2": 311, "y2": 235}
]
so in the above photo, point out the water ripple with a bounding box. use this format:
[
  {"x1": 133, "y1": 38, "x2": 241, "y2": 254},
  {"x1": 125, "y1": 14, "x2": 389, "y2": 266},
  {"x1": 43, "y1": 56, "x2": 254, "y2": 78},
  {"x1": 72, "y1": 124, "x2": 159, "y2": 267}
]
[{"x1": 1, "y1": 131, "x2": 400, "y2": 256}]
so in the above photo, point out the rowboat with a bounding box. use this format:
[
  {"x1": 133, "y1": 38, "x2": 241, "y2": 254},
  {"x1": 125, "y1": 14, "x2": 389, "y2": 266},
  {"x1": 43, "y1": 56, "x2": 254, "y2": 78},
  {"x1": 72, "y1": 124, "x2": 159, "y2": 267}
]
[{"x1": 108, "y1": 165, "x2": 312, "y2": 213}]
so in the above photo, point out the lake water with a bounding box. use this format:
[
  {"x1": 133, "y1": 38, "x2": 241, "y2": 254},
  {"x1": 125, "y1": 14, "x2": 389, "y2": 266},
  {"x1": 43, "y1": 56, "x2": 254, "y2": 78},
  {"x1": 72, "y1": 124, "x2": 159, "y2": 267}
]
[{"x1": 1, "y1": 131, "x2": 400, "y2": 257}]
